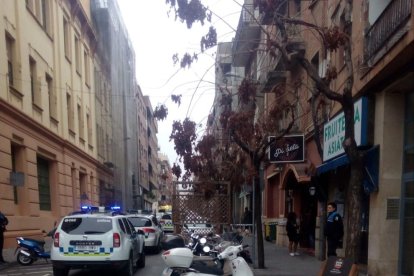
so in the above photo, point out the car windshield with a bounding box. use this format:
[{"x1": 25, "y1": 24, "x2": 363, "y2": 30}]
[
  {"x1": 128, "y1": 217, "x2": 152, "y2": 227},
  {"x1": 161, "y1": 214, "x2": 171, "y2": 220},
  {"x1": 60, "y1": 217, "x2": 112, "y2": 234}
]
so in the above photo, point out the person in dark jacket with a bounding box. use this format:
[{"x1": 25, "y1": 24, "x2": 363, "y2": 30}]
[
  {"x1": 242, "y1": 207, "x2": 252, "y2": 231},
  {"x1": 324, "y1": 202, "x2": 344, "y2": 257},
  {"x1": 286, "y1": 212, "x2": 300, "y2": 256},
  {"x1": 0, "y1": 211, "x2": 9, "y2": 263}
]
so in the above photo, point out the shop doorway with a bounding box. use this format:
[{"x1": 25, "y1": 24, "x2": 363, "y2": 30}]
[{"x1": 299, "y1": 185, "x2": 318, "y2": 253}]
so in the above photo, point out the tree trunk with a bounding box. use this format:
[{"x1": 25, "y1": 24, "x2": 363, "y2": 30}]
[
  {"x1": 345, "y1": 157, "x2": 364, "y2": 263},
  {"x1": 254, "y1": 173, "x2": 265, "y2": 268}
]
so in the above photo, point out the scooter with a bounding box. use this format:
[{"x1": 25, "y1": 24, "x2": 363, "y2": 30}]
[
  {"x1": 161, "y1": 244, "x2": 254, "y2": 276},
  {"x1": 14, "y1": 229, "x2": 55, "y2": 265}
]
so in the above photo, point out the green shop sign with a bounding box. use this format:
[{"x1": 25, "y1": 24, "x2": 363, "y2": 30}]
[{"x1": 323, "y1": 97, "x2": 368, "y2": 161}]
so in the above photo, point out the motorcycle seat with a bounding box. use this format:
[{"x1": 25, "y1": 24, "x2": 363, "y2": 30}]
[
  {"x1": 23, "y1": 238, "x2": 45, "y2": 245},
  {"x1": 191, "y1": 260, "x2": 224, "y2": 275}
]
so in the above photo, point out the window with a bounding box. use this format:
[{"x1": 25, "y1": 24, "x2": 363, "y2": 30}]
[
  {"x1": 30, "y1": 57, "x2": 41, "y2": 106},
  {"x1": 61, "y1": 217, "x2": 112, "y2": 234},
  {"x1": 11, "y1": 144, "x2": 20, "y2": 204},
  {"x1": 74, "y1": 35, "x2": 81, "y2": 74},
  {"x1": 122, "y1": 218, "x2": 132, "y2": 235},
  {"x1": 66, "y1": 90, "x2": 74, "y2": 131},
  {"x1": 84, "y1": 50, "x2": 90, "y2": 86},
  {"x1": 78, "y1": 104, "x2": 84, "y2": 140},
  {"x1": 6, "y1": 33, "x2": 15, "y2": 86},
  {"x1": 87, "y1": 113, "x2": 92, "y2": 145},
  {"x1": 37, "y1": 156, "x2": 51, "y2": 211},
  {"x1": 26, "y1": 0, "x2": 52, "y2": 34},
  {"x1": 46, "y1": 74, "x2": 57, "y2": 119},
  {"x1": 63, "y1": 16, "x2": 71, "y2": 60}
]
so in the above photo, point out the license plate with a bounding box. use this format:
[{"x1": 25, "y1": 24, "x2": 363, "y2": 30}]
[{"x1": 75, "y1": 245, "x2": 98, "y2": 251}]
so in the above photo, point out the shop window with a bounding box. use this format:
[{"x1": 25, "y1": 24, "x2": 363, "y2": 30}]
[
  {"x1": 401, "y1": 91, "x2": 414, "y2": 275},
  {"x1": 11, "y1": 144, "x2": 22, "y2": 204},
  {"x1": 37, "y1": 156, "x2": 51, "y2": 210}
]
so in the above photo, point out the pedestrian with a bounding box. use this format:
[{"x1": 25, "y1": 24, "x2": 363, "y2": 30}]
[
  {"x1": 286, "y1": 212, "x2": 300, "y2": 256},
  {"x1": 324, "y1": 202, "x2": 344, "y2": 258},
  {"x1": 242, "y1": 207, "x2": 252, "y2": 233},
  {"x1": 0, "y1": 210, "x2": 9, "y2": 263}
]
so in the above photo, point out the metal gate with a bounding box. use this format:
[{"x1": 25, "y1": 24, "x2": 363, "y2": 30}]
[{"x1": 172, "y1": 181, "x2": 231, "y2": 232}]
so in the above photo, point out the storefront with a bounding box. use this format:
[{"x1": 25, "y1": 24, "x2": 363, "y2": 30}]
[{"x1": 314, "y1": 97, "x2": 379, "y2": 262}]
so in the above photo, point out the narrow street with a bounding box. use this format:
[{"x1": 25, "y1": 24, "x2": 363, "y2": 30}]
[{"x1": 0, "y1": 252, "x2": 166, "y2": 276}]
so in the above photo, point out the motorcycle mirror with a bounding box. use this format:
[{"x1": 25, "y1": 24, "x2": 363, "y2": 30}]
[
  {"x1": 200, "y1": 237, "x2": 207, "y2": 245},
  {"x1": 203, "y1": 246, "x2": 210, "y2": 253}
]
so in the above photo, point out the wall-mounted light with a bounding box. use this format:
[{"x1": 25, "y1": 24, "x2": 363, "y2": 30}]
[{"x1": 309, "y1": 186, "x2": 316, "y2": 196}]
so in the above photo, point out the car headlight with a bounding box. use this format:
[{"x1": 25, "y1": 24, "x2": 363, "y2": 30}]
[{"x1": 199, "y1": 237, "x2": 207, "y2": 245}]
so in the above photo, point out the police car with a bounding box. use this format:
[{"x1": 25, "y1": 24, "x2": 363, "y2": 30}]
[
  {"x1": 51, "y1": 206, "x2": 145, "y2": 276},
  {"x1": 159, "y1": 213, "x2": 174, "y2": 233}
]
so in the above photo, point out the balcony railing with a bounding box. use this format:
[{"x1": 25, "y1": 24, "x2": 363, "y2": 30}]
[
  {"x1": 364, "y1": 0, "x2": 412, "y2": 62},
  {"x1": 232, "y1": 4, "x2": 261, "y2": 66}
]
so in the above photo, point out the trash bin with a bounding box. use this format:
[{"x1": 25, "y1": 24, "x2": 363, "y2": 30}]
[{"x1": 269, "y1": 222, "x2": 277, "y2": 241}]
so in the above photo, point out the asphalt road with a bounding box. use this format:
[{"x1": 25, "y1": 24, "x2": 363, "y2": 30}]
[{"x1": 0, "y1": 251, "x2": 166, "y2": 276}]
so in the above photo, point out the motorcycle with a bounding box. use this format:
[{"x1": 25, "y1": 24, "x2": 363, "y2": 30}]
[
  {"x1": 161, "y1": 244, "x2": 254, "y2": 276},
  {"x1": 14, "y1": 228, "x2": 55, "y2": 265}
]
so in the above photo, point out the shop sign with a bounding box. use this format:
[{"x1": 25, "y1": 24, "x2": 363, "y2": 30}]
[
  {"x1": 323, "y1": 97, "x2": 368, "y2": 161},
  {"x1": 268, "y1": 135, "x2": 304, "y2": 163}
]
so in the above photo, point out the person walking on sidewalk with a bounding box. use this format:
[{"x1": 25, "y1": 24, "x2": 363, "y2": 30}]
[
  {"x1": 0, "y1": 210, "x2": 9, "y2": 263},
  {"x1": 324, "y1": 202, "x2": 344, "y2": 257},
  {"x1": 242, "y1": 207, "x2": 253, "y2": 232},
  {"x1": 286, "y1": 212, "x2": 300, "y2": 256}
]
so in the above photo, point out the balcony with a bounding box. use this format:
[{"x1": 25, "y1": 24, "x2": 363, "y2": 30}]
[
  {"x1": 260, "y1": 70, "x2": 287, "y2": 93},
  {"x1": 232, "y1": 4, "x2": 261, "y2": 67},
  {"x1": 256, "y1": 0, "x2": 285, "y2": 25},
  {"x1": 364, "y1": 0, "x2": 412, "y2": 64}
]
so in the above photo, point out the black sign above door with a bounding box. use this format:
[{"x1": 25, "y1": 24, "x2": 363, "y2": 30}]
[{"x1": 268, "y1": 135, "x2": 304, "y2": 163}]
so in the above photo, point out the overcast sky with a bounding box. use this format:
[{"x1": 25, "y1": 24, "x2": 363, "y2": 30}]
[{"x1": 117, "y1": 0, "x2": 243, "y2": 165}]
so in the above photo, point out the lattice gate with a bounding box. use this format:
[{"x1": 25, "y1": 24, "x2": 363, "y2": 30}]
[{"x1": 172, "y1": 181, "x2": 231, "y2": 232}]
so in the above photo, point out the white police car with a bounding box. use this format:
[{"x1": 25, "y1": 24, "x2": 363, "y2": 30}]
[{"x1": 51, "y1": 206, "x2": 145, "y2": 276}]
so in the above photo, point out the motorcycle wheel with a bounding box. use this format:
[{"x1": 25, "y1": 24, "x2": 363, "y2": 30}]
[{"x1": 17, "y1": 252, "x2": 34, "y2": 265}]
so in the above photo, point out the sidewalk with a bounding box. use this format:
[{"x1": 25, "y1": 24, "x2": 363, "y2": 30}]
[
  {"x1": 0, "y1": 246, "x2": 18, "y2": 271},
  {"x1": 246, "y1": 237, "x2": 323, "y2": 276}
]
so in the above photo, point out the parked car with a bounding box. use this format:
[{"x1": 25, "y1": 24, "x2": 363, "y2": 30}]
[
  {"x1": 159, "y1": 213, "x2": 174, "y2": 233},
  {"x1": 126, "y1": 214, "x2": 164, "y2": 253},
  {"x1": 51, "y1": 208, "x2": 145, "y2": 276}
]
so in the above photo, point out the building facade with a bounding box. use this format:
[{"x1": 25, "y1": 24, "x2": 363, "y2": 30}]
[
  {"x1": 0, "y1": 0, "x2": 159, "y2": 251},
  {"x1": 226, "y1": 0, "x2": 414, "y2": 275}
]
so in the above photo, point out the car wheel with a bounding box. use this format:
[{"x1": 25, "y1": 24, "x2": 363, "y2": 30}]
[
  {"x1": 52, "y1": 266, "x2": 69, "y2": 276},
  {"x1": 17, "y1": 252, "x2": 33, "y2": 266},
  {"x1": 120, "y1": 255, "x2": 134, "y2": 276},
  {"x1": 136, "y1": 250, "x2": 145, "y2": 268}
]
